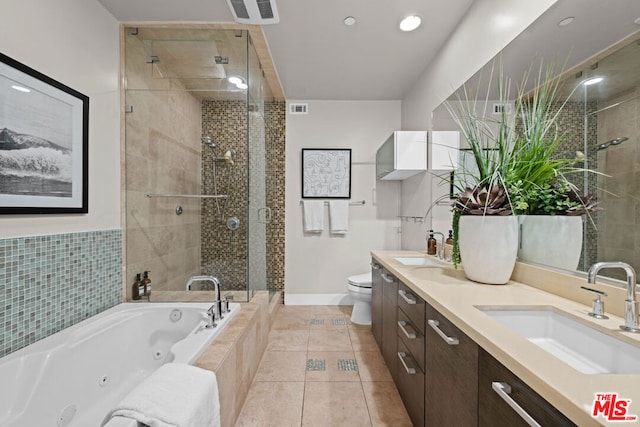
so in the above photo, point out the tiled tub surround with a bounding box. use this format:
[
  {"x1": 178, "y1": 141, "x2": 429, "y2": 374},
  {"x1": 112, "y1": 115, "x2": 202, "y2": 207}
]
[
  {"x1": 0, "y1": 229, "x2": 122, "y2": 358},
  {"x1": 194, "y1": 291, "x2": 278, "y2": 427},
  {"x1": 0, "y1": 302, "x2": 239, "y2": 427}
]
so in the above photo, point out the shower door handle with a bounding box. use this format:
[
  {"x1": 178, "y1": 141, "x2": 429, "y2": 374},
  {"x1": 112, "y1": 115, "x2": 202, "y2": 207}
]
[{"x1": 258, "y1": 207, "x2": 272, "y2": 224}]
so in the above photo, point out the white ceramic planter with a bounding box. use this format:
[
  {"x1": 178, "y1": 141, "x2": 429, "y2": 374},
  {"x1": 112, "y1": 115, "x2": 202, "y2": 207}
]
[
  {"x1": 458, "y1": 215, "x2": 519, "y2": 285},
  {"x1": 518, "y1": 215, "x2": 583, "y2": 271}
]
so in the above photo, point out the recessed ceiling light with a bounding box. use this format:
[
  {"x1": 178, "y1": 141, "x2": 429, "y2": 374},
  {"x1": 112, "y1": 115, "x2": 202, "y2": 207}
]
[
  {"x1": 228, "y1": 76, "x2": 243, "y2": 85},
  {"x1": 11, "y1": 84, "x2": 30, "y2": 93},
  {"x1": 236, "y1": 82, "x2": 248, "y2": 90},
  {"x1": 583, "y1": 77, "x2": 603, "y2": 86},
  {"x1": 344, "y1": 16, "x2": 356, "y2": 26},
  {"x1": 399, "y1": 15, "x2": 421, "y2": 32},
  {"x1": 558, "y1": 16, "x2": 575, "y2": 27}
]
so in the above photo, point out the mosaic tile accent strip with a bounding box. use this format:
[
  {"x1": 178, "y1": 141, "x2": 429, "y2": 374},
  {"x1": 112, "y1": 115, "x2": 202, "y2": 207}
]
[
  {"x1": 338, "y1": 359, "x2": 358, "y2": 372},
  {"x1": 310, "y1": 318, "x2": 324, "y2": 325},
  {"x1": 306, "y1": 358, "x2": 326, "y2": 371},
  {"x1": 332, "y1": 318, "x2": 347, "y2": 325},
  {"x1": 0, "y1": 229, "x2": 122, "y2": 358}
]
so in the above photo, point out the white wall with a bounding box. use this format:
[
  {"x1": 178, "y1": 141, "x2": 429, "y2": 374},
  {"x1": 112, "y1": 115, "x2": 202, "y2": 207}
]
[
  {"x1": 399, "y1": 0, "x2": 557, "y2": 250},
  {"x1": 285, "y1": 100, "x2": 402, "y2": 304},
  {"x1": 0, "y1": 0, "x2": 121, "y2": 238}
]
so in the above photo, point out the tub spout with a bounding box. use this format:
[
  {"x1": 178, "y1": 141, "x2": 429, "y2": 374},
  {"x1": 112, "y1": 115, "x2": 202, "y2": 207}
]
[{"x1": 185, "y1": 275, "x2": 223, "y2": 324}]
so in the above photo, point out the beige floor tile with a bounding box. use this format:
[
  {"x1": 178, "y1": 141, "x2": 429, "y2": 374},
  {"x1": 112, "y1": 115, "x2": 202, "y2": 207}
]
[
  {"x1": 361, "y1": 382, "x2": 412, "y2": 427},
  {"x1": 348, "y1": 326, "x2": 378, "y2": 352},
  {"x1": 266, "y1": 329, "x2": 309, "y2": 352},
  {"x1": 235, "y1": 381, "x2": 304, "y2": 427},
  {"x1": 302, "y1": 382, "x2": 372, "y2": 427},
  {"x1": 271, "y1": 315, "x2": 311, "y2": 330},
  {"x1": 354, "y1": 351, "x2": 393, "y2": 382},
  {"x1": 254, "y1": 351, "x2": 307, "y2": 382},
  {"x1": 308, "y1": 328, "x2": 353, "y2": 352},
  {"x1": 305, "y1": 351, "x2": 360, "y2": 382}
]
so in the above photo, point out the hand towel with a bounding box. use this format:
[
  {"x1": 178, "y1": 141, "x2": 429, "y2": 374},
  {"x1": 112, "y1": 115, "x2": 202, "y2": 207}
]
[
  {"x1": 104, "y1": 363, "x2": 220, "y2": 427},
  {"x1": 329, "y1": 200, "x2": 349, "y2": 235},
  {"x1": 303, "y1": 200, "x2": 324, "y2": 232}
]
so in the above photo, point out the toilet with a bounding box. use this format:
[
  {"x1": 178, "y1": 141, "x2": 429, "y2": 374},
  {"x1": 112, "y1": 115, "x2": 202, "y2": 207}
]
[{"x1": 347, "y1": 272, "x2": 372, "y2": 325}]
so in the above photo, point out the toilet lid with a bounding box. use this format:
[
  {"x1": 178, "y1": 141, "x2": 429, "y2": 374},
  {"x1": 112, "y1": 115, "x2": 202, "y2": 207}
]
[{"x1": 348, "y1": 272, "x2": 372, "y2": 288}]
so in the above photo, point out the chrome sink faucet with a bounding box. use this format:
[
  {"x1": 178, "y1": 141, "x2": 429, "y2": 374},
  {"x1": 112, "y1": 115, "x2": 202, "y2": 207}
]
[
  {"x1": 185, "y1": 275, "x2": 224, "y2": 328},
  {"x1": 587, "y1": 261, "x2": 640, "y2": 333},
  {"x1": 431, "y1": 231, "x2": 445, "y2": 260}
]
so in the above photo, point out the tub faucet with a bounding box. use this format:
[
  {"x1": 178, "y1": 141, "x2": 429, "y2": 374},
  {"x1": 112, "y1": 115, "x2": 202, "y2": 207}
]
[
  {"x1": 185, "y1": 275, "x2": 223, "y2": 327},
  {"x1": 587, "y1": 261, "x2": 640, "y2": 333},
  {"x1": 431, "y1": 231, "x2": 445, "y2": 260}
]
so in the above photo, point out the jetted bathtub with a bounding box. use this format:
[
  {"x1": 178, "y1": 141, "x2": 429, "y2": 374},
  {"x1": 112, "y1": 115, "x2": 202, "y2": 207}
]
[{"x1": 0, "y1": 302, "x2": 239, "y2": 427}]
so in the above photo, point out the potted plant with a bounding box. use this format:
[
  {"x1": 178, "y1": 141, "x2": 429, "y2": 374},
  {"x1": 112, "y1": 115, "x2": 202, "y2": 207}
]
[{"x1": 447, "y1": 60, "x2": 598, "y2": 284}]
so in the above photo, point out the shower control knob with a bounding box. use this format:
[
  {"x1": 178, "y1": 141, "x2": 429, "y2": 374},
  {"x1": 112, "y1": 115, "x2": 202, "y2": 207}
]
[{"x1": 226, "y1": 216, "x2": 240, "y2": 230}]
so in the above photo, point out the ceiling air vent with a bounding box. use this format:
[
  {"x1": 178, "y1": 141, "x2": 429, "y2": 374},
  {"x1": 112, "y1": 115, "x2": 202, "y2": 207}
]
[
  {"x1": 492, "y1": 103, "x2": 512, "y2": 115},
  {"x1": 225, "y1": 0, "x2": 279, "y2": 24},
  {"x1": 289, "y1": 103, "x2": 308, "y2": 115}
]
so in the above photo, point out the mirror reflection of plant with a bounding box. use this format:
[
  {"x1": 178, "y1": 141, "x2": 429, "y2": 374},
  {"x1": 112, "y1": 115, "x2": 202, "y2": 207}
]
[{"x1": 446, "y1": 58, "x2": 600, "y2": 267}]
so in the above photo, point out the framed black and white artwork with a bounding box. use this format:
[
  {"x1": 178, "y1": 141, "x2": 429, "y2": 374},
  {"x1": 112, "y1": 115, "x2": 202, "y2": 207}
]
[
  {"x1": 0, "y1": 52, "x2": 89, "y2": 214},
  {"x1": 301, "y1": 148, "x2": 351, "y2": 199}
]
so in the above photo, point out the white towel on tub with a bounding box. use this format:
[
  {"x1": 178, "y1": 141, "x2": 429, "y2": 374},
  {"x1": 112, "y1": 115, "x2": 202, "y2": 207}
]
[
  {"x1": 104, "y1": 363, "x2": 220, "y2": 427},
  {"x1": 329, "y1": 200, "x2": 349, "y2": 234},
  {"x1": 302, "y1": 200, "x2": 324, "y2": 232}
]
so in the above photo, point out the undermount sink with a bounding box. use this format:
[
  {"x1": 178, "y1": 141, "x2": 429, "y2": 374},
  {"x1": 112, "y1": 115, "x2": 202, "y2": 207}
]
[
  {"x1": 478, "y1": 306, "x2": 640, "y2": 375},
  {"x1": 394, "y1": 256, "x2": 443, "y2": 267}
]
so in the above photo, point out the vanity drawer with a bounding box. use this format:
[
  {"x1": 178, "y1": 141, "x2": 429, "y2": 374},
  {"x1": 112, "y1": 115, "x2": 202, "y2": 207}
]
[
  {"x1": 397, "y1": 281, "x2": 425, "y2": 335},
  {"x1": 397, "y1": 308, "x2": 425, "y2": 371},
  {"x1": 396, "y1": 338, "x2": 425, "y2": 427}
]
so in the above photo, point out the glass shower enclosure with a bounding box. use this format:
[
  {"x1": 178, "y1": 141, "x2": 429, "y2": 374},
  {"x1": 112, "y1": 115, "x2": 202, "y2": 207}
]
[{"x1": 122, "y1": 26, "x2": 281, "y2": 302}]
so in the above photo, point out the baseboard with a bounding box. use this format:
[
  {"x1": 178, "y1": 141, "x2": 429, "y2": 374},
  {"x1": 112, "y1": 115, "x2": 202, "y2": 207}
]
[{"x1": 284, "y1": 293, "x2": 353, "y2": 305}]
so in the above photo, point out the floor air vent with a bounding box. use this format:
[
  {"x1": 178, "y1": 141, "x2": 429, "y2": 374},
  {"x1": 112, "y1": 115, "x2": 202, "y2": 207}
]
[
  {"x1": 225, "y1": 0, "x2": 279, "y2": 24},
  {"x1": 289, "y1": 103, "x2": 308, "y2": 115}
]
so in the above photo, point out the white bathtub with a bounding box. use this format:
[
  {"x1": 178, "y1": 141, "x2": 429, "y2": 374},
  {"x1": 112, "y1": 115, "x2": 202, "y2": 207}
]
[{"x1": 0, "y1": 302, "x2": 239, "y2": 427}]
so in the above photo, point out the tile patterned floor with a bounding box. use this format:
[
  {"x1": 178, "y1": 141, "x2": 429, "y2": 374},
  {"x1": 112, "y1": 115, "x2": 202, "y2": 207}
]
[{"x1": 235, "y1": 306, "x2": 412, "y2": 427}]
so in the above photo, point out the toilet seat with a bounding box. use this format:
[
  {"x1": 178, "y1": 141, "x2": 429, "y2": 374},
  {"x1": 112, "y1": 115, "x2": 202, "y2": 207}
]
[
  {"x1": 348, "y1": 272, "x2": 372, "y2": 289},
  {"x1": 348, "y1": 283, "x2": 372, "y2": 295}
]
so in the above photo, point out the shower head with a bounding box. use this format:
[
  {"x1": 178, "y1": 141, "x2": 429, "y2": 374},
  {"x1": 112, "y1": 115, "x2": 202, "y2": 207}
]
[
  {"x1": 224, "y1": 149, "x2": 236, "y2": 165},
  {"x1": 202, "y1": 135, "x2": 216, "y2": 149},
  {"x1": 597, "y1": 136, "x2": 629, "y2": 151}
]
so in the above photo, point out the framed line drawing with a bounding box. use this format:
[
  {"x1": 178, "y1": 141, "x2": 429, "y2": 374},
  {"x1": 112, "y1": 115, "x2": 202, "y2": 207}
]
[
  {"x1": 0, "y1": 52, "x2": 89, "y2": 214},
  {"x1": 301, "y1": 148, "x2": 351, "y2": 199}
]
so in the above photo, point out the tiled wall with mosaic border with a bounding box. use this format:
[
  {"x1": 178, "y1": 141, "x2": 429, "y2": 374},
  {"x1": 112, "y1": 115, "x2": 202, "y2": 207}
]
[{"x1": 0, "y1": 229, "x2": 122, "y2": 358}]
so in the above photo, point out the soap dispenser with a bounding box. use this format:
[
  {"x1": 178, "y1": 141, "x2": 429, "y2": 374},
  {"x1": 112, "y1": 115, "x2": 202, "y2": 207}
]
[
  {"x1": 427, "y1": 230, "x2": 437, "y2": 255},
  {"x1": 446, "y1": 230, "x2": 454, "y2": 245},
  {"x1": 132, "y1": 273, "x2": 142, "y2": 301},
  {"x1": 142, "y1": 271, "x2": 152, "y2": 297}
]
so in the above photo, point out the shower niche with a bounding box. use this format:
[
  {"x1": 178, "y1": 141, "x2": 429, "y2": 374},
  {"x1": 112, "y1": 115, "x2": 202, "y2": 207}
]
[{"x1": 122, "y1": 26, "x2": 285, "y2": 302}]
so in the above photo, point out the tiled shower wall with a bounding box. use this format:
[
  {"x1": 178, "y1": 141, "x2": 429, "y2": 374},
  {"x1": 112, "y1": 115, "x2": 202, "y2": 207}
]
[
  {"x1": 597, "y1": 87, "x2": 640, "y2": 281},
  {"x1": 0, "y1": 230, "x2": 122, "y2": 358},
  {"x1": 124, "y1": 29, "x2": 203, "y2": 296},
  {"x1": 201, "y1": 101, "x2": 286, "y2": 297}
]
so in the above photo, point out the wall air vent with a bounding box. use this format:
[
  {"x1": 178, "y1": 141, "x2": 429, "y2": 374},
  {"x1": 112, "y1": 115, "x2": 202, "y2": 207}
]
[
  {"x1": 492, "y1": 103, "x2": 512, "y2": 115},
  {"x1": 289, "y1": 103, "x2": 308, "y2": 115},
  {"x1": 225, "y1": 0, "x2": 279, "y2": 24}
]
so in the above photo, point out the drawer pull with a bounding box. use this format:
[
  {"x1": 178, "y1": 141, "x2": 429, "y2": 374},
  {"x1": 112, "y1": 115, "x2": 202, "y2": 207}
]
[
  {"x1": 398, "y1": 289, "x2": 416, "y2": 305},
  {"x1": 370, "y1": 262, "x2": 381, "y2": 270},
  {"x1": 427, "y1": 319, "x2": 459, "y2": 345},
  {"x1": 492, "y1": 382, "x2": 541, "y2": 427},
  {"x1": 381, "y1": 273, "x2": 395, "y2": 283},
  {"x1": 397, "y1": 320, "x2": 417, "y2": 339},
  {"x1": 397, "y1": 351, "x2": 416, "y2": 375}
]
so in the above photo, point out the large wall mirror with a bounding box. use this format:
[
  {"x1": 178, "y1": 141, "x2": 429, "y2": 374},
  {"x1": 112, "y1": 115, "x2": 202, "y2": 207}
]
[{"x1": 436, "y1": 24, "x2": 640, "y2": 285}]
